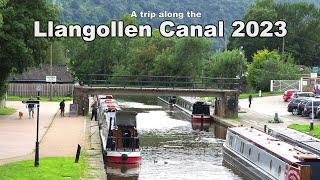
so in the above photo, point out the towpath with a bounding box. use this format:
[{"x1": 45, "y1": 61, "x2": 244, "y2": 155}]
[{"x1": 0, "y1": 100, "x2": 86, "y2": 165}]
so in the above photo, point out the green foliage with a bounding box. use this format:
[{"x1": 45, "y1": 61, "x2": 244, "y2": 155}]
[
  {"x1": 229, "y1": 0, "x2": 320, "y2": 66},
  {"x1": 203, "y1": 49, "x2": 247, "y2": 78},
  {"x1": 0, "y1": 107, "x2": 16, "y2": 115},
  {"x1": 0, "y1": 157, "x2": 88, "y2": 180},
  {"x1": 0, "y1": 1, "x2": 57, "y2": 99},
  {"x1": 289, "y1": 124, "x2": 320, "y2": 138},
  {"x1": 247, "y1": 49, "x2": 301, "y2": 91},
  {"x1": 44, "y1": 41, "x2": 69, "y2": 65},
  {"x1": 66, "y1": 14, "x2": 212, "y2": 79}
]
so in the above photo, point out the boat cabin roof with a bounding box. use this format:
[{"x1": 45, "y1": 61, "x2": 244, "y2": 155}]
[
  {"x1": 192, "y1": 101, "x2": 210, "y2": 115},
  {"x1": 116, "y1": 111, "x2": 137, "y2": 127},
  {"x1": 229, "y1": 127, "x2": 320, "y2": 163}
]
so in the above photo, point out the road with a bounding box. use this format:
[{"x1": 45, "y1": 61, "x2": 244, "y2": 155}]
[{"x1": 239, "y1": 95, "x2": 318, "y2": 129}]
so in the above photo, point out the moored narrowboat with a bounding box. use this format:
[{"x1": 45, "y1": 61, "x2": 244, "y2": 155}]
[
  {"x1": 105, "y1": 111, "x2": 141, "y2": 164},
  {"x1": 191, "y1": 101, "x2": 212, "y2": 130},
  {"x1": 223, "y1": 127, "x2": 320, "y2": 180}
]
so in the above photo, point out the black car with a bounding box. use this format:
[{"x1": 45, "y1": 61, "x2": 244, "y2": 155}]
[
  {"x1": 288, "y1": 98, "x2": 309, "y2": 115},
  {"x1": 297, "y1": 99, "x2": 309, "y2": 115},
  {"x1": 302, "y1": 100, "x2": 320, "y2": 118},
  {"x1": 292, "y1": 92, "x2": 315, "y2": 99}
]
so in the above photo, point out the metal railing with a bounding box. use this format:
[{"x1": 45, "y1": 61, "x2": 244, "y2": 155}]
[{"x1": 79, "y1": 74, "x2": 240, "y2": 90}]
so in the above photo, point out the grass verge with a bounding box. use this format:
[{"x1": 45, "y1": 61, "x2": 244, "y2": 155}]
[
  {"x1": 0, "y1": 156, "x2": 88, "y2": 180},
  {"x1": 7, "y1": 96, "x2": 73, "y2": 102},
  {"x1": 288, "y1": 124, "x2": 320, "y2": 138},
  {"x1": 0, "y1": 107, "x2": 16, "y2": 115}
]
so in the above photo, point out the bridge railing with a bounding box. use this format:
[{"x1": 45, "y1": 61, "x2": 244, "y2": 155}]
[{"x1": 78, "y1": 74, "x2": 240, "y2": 90}]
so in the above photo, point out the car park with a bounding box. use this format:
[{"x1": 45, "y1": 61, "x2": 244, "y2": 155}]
[
  {"x1": 302, "y1": 99, "x2": 320, "y2": 118},
  {"x1": 283, "y1": 89, "x2": 299, "y2": 102},
  {"x1": 288, "y1": 98, "x2": 310, "y2": 115}
]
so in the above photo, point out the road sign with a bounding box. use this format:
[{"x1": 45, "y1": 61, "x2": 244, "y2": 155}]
[
  {"x1": 46, "y1": 76, "x2": 57, "y2": 82},
  {"x1": 311, "y1": 73, "x2": 318, "y2": 79},
  {"x1": 36, "y1": 85, "x2": 41, "y2": 92},
  {"x1": 312, "y1": 67, "x2": 319, "y2": 73},
  {"x1": 69, "y1": 104, "x2": 78, "y2": 116}
]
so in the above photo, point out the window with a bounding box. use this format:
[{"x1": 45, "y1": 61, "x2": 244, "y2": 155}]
[
  {"x1": 229, "y1": 136, "x2": 234, "y2": 146},
  {"x1": 278, "y1": 166, "x2": 282, "y2": 176},
  {"x1": 240, "y1": 142, "x2": 244, "y2": 154},
  {"x1": 248, "y1": 148, "x2": 251, "y2": 156},
  {"x1": 270, "y1": 160, "x2": 273, "y2": 171}
]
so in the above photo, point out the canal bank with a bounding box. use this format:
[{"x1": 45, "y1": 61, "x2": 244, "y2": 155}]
[{"x1": 83, "y1": 119, "x2": 106, "y2": 180}]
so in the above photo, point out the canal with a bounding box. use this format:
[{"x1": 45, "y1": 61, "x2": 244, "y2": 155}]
[{"x1": 106, "y1": 96, "x2": 243, "y2": 180}]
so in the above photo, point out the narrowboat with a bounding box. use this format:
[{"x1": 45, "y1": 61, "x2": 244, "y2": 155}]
[
  {"x1": 223, "y1": 127, "x2": 320, "y2": 180},
  {"x1": 98, "y1": 96, "x2": 141, "y2": 164},
  {"x1": 105, "y1": 111, "x2": 141, "y2": 164},
  {"x1": 191, "y1": 101, "x2": 212, "y2": 130}
]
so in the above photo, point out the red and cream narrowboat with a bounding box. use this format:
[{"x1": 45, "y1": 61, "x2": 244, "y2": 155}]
[
  {"x1": 98, "y1": 96, "x2": 141, "y2": 164},
  {"x1": 105, "y1": 111, "x2": 141, "y2": 164},
  {"x1": 191, "y1": 101, "x2": 212, "y2": 130},
  {"x1": 223, "y1": 127, "x2": 320, "y2": 180}
]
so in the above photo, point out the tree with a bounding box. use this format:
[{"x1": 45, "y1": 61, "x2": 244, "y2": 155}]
[
  {"x1": 228, "y1": 0, "x2": 320, "y2": 66},
  {"x1": 0, "y1": 1, "x2": 57, "y2": 99},
  {"x1": 203, "y1": 49, "x2": 247, "y2": 78},
  {"x1": 247, "y1": 49, "x2": 301, "y2": 91}
]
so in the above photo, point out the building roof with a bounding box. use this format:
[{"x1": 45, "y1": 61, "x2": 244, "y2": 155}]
[{"x1": 10, "y1": 64, "x2": 73, "y2": 83}]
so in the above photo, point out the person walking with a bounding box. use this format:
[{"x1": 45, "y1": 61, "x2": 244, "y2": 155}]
[
  {"x1": 59, "y1": 99, "x2": 65, "y2": 117},
  {"x1": 27, "y1": 97, "x2": 35, "y2": 118},
  {"x1": 248, "y1": 95, "x2": 253, "y2": 108},
  {"x1": 91, "y1": 102, "x2": 98, "y2": 121}
]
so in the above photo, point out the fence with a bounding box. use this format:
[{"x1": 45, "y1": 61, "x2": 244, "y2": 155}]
[
  {"x1": 270, "y1": 80, "x2": 301, "y2": 92},
  {"x1": 7, "y1": 83, "x2": 74, "y2": 97},
  {"x1": 79, "y1": 74, "x2": 240, "y2": 90}
]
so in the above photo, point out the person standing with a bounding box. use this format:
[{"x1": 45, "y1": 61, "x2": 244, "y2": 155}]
[
  {"x1": 27, "y1": 97, "x2": 35, "y2": 118},
  {"x1": 248, "y1": 95, "x2": 253, "y2": 108},
  {"x1": 91, "y1": 102, "x2": 98, "y2": 121},
  {"x1": 59, "y1": 99, "x2": 65, "y2": 117}
]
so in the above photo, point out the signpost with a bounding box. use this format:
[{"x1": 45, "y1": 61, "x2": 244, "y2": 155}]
[
  {"x1": 46, "y1": 76, "x2": 56, "y2": 83},
  {"x1": 46, "y1": 76, "x2": 56, "y2": 101},
  {"x1": 69, "y1": 104, "x2": 78, "y2": 116}
]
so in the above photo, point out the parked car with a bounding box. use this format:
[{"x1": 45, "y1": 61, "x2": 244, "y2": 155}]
[
  {"x1": 292, "y1": 92, "x2": 315, "y2": 99},
  {"x1": 288, "y1": 98, "x2": 310, "y2": 115},
  {"x1": 302, "y1": 99, "x2": 320, "y2": 118},
  {"x1": 316, "y1": 106, "x2": 320, "y2": 118},
  {"x1": 283, "y1": 89, "x2": 299, "y2": 102},
  {"x1": 297, "y1": 100, "x2": 309, "y2": 115}
]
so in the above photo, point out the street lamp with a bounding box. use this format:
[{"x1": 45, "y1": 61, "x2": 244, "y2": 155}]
[{"x1": 35, "y1": 85, "x2": 41, "y2": 167}]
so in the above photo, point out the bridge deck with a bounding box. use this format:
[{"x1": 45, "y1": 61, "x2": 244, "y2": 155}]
[{"x1": 75, "y1": 85, "x2": 239, "y2": 97}]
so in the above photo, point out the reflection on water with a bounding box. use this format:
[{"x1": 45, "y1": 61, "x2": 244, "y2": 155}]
[{"x1": 107, "y1": 97, "x2": 242, "y2": 180}]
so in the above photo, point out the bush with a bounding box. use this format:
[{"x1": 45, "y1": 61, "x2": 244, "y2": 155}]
[{"x1": 247, "y1": 49, "x2": 301, "y2": 91}]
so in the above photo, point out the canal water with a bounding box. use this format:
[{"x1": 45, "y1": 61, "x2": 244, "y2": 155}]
[{"x1": 106, "y1": 96, "x2": 243, "y2": 180}]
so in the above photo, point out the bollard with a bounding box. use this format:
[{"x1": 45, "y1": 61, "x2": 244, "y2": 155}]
[
  {"x1": 75, "y1": 144, "x2": 81, "y2": 163},
  {"x1": 274, "y1": 113, "x2": 279, "y2": 123},
  {"x1": 259, "y1": 90, "x2": 262, "y2": 97}
]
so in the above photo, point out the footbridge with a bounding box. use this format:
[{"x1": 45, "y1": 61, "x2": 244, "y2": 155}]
[{"x1": 74, "y1": 75, "x2": 240, "y2": 118}]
